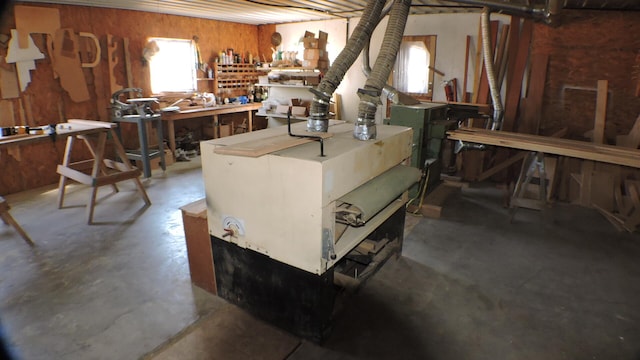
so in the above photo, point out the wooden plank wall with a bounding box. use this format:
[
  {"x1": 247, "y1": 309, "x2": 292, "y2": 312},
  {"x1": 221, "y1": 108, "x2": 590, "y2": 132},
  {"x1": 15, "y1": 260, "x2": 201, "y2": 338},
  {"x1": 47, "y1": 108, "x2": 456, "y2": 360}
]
[{"x1": 0, "y1": 3, "x2": 264, "y2": 195}]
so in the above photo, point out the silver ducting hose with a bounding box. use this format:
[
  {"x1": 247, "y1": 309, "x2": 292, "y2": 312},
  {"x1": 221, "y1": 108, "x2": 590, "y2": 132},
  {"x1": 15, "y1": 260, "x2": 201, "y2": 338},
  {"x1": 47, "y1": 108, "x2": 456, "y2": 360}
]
[
  {"x1": 307, "y1": 0, "x2": 388, "y2": 132},
  {"x1": 481, "y1": 7, "x2": 504, "y2": 130},
  {"x1": 354, "y1": 0, "x2": 411, "y2": 141},
  {"x1": 361, "y1": 3, "x2": 396, "y2": 102},
  {"x1": 362, "y1": 32, "x2": 419, "y2": 106}
]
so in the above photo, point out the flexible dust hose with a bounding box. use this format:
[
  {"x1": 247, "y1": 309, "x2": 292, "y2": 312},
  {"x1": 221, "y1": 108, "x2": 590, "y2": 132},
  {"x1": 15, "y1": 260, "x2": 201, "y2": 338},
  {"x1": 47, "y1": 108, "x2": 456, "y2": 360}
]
[
  {"x1": 307, "y1": 0, "x2": 387, "y2": 132},
  {"x1": 361, "y1": 3, "x2": 397, "y2": 102},
  {"x1": 481, "y1": 7, "x2": 504, "y2": 130},
  {"x1": 354, "y1": 0, "x2": 411, "y2": 140}
]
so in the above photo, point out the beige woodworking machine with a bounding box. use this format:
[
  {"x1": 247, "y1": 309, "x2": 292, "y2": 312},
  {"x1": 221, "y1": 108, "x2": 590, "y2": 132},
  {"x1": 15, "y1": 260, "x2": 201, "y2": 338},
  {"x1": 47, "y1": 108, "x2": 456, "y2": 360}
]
[{"x1": 201, "y1": 120, "x2": 419, "y2": 340}]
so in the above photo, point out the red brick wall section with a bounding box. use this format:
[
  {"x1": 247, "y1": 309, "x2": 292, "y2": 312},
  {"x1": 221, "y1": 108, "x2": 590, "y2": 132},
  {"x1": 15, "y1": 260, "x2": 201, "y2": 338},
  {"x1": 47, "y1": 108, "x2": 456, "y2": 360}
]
[{"x1": 533, "y1": 10, "x2": 640, "y2": 142}]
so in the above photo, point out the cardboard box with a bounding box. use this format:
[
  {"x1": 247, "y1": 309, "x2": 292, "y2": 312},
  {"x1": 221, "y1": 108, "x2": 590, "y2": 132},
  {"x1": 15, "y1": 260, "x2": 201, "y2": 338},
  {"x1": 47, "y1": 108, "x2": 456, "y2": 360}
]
[
  {"x1": 303, "y1": 37, "x2": 327, "y2": 49},
  {"x1": 164, "y1": 149, "x2": 175, "y2": 166},
  {"x1": 302, "y1": 59, "x2": 330, "y2": 70},
  {"x1": 275, "y1": 104, "x2": 291, "y2": 114},
  {"x1": 135, "y1": 149, "x2": 174, "y2": 170},
  {"x1": 303, "y1": 48, "x2": 328, "y2": 60},
  {"x1": 203, "y1": 124, "x2": 216, "y2": 138},
  {"x1": 135, "y1": 157, "x2": 161, "y2": 171},
  {"x1": 219, "y1": 124, "x2": 232, "y2": 137},
  {"x1": 291, "y1": 106, "x2": 308, "y2": 117},
  {"x1": 304, "y1": 75, "x2": 321, "y2": 85}
]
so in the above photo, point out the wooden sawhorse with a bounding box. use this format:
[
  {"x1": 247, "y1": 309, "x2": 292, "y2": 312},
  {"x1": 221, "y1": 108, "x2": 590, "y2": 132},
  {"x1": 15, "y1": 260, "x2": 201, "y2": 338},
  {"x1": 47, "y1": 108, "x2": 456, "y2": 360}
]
[
  {"x1": 0, "y1": 196, "x2": 34, "y2": 246},
  {"x1": 56, "y1": 119, "x2": 151, "y2": 224},
  {"x1": 509, "y1": 151, "x2": 548, "y2": 220}
]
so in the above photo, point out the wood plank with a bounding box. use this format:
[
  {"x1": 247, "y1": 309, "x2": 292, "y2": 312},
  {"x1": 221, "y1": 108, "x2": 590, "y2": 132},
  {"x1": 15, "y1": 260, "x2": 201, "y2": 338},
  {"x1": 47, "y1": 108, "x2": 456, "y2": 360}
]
[
  {"x1": 517, "y1": 53, "x2": 548, "y2": 135},
  {"x1": 447, "y1": 128, "x2": 640, "y2": 168},
  {"x1": 0, "y1": 62, "x2": 20, "y2": 99},
  {"x1": 626, "y1": 180, "x2": 640, "y2": 208},
  {"x1": 494, "y1": 24, "x2": 509, "y2": 72},
  {"x1": 52, "y1": 28, "x2": 91, "y2": 102},
  {"x1": 593, "y1": 80, "x2": 608, "y2": 144},
  {"x1": 67, "y1": 118, "x2": 116, "y2": 128},
  {"x1": 623, "y1": 208, "x2": 640, "y2": 233},
  {"x1": 407, "y1": 182, "x2": 458, "y2": 218},
  {"x1": 17, "y1": 98, "x2": 26, "y2": 126},
  {"x1": 214, "y1": 132, "x2": 333, "y2": 157},
  {"x1": 451, "y1": 127, "x2": 637, "y2": 158},
  {"x1": 23, "y1": 93, "x2": 35, "y2": 126},
  {"x1": 14, "y1": 5, "x2": 60, "y2": 49},
  {"x1": 0, "y1": 100, "x2": 15, "y2": 127},
  {"x1": 593, "y1": 204, "x2": 626, "y2": 232},
  {"x1": 590, "y1": 170, "x2": 615, "y2": 211},
  {"x1": 497, "y1": 20, "x2": 512, "y2": 92},
  {"x1": 616, "y1": 114, "x2": 640, "y2": 148},
  {"x1": 471, "y1": 23, "x2": 483, "y2": 103},
  {"x1": 107, "y1": 34, "x2": 122, "y2": 95},
  {"x1": 181, "y1": 199, "x2": 217, "y2": 294},
  {"x1": 502, "y1": 18, "x2": 532, "y2": 132},
  {"x1": 123, "y1": 37, "x2": 134, "y2": 89},
  {"x1": 463, "y1": 35, "x2": 471, "y2": 102},
  {"x1": 93, "y1": 64, "x2": 110, "y2": 121},
  {"x1": 478, "y1": 151, "x2": 526, "y2": 181}
]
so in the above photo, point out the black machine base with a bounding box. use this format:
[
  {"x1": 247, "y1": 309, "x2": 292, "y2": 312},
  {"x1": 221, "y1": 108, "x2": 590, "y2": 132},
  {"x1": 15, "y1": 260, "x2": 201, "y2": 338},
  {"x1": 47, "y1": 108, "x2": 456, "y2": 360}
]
[{"x1": 211, "y1": 206, "x2": 406, "y2": 342}]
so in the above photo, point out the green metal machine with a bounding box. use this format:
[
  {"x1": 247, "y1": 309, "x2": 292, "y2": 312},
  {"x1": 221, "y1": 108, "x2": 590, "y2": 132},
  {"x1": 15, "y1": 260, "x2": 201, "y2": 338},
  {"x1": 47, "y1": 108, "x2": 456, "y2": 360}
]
[{"x1": 385, "y1": 102, "x2": 457, "y2": 198}]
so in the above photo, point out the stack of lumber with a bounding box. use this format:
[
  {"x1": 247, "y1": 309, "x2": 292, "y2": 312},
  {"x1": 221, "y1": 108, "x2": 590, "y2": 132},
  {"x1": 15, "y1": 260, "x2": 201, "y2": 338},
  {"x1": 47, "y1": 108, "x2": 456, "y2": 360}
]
[
  {"x1": 447, "y1": 127, "x2": 640, "y2": 168},
  {"x1": 460, "y1": 16, "x2": 544, "y2": 181}
]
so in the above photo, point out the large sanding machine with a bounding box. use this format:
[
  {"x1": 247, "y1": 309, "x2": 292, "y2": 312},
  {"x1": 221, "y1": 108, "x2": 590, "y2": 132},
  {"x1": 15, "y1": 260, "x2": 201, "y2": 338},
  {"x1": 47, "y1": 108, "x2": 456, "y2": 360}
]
[{"x1": 201, "y1": 120, "x2": 419, "y2": 340}]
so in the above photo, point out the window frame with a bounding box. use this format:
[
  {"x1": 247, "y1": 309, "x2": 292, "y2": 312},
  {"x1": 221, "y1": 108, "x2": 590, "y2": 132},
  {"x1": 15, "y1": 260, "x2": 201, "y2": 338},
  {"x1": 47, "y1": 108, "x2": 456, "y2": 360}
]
[{"x1": 147, "y1": 37, "x2": 198, "y2": 95}]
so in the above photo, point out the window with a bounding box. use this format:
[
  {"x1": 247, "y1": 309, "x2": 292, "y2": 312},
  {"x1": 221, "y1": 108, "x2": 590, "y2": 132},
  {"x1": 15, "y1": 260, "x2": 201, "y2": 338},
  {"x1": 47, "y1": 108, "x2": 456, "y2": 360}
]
[
  {"x1": 391, "y1": 35, "x2": 437, "y2": 101},
  {"x1": 395, "y1": 41, "x2": 429, "y2": 93},
  {"x1": 148, "y1": 37, "x2": 198, "y2": 93}
]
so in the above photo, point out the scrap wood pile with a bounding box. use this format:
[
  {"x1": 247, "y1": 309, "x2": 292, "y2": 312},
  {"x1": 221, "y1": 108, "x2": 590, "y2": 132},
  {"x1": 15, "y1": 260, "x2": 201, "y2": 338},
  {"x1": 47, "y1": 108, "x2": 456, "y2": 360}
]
[{"x1": 449, "y1": 15, "x2": 640, "y2": 232}]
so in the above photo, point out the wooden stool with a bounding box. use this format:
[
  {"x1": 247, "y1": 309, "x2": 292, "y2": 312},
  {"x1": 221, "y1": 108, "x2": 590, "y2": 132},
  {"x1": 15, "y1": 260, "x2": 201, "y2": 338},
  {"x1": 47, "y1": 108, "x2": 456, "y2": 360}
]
[
  {"x1": 57, "y1": 120, "x2": 151, "y2": 224},
  {"x1": 0, "y1": 196, "x2": 34, "y2": 246}
]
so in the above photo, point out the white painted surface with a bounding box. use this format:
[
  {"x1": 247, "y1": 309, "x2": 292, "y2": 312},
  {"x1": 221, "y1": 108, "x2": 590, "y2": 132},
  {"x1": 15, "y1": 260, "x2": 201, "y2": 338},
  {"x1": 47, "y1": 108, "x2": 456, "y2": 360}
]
[
  {"x1": 275, "y1": 13, "x2": 510, "y2": 124},
  {"x1": 201, "y1": 123, "x2": 412, "y2": 274}
]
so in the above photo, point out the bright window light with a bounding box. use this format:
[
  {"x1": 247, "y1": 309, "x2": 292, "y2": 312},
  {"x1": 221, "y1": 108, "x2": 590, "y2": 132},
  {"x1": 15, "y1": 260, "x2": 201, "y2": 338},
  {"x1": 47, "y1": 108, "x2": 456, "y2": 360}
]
[
  {"x1": 148, "y1": 37, "x2": 197, "y2": 93},
  {"x1": 394, "y1": 41, "x2": 429, "y2": 94}
]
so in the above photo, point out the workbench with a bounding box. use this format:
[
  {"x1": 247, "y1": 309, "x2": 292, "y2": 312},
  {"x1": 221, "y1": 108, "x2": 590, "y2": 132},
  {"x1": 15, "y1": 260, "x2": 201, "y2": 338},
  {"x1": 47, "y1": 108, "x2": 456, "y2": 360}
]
[{"x1": 161, "y1": 102, "x2": 262, "y2": 159}]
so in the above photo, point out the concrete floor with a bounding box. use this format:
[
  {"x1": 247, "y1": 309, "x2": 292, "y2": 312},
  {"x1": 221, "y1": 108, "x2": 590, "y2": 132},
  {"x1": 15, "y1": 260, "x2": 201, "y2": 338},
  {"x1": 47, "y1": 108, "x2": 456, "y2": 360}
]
[{"x1": 1, "y1": 157, "x2": 640, "y2": 360}]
